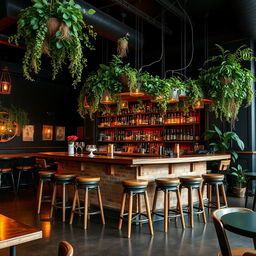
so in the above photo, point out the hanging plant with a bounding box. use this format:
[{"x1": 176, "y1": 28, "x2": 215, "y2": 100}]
[
  {"x1": 9, "y1": 0, "x2": 97, "y2": 87},
  {"x1": 185, "y1": 79, "x2": 203, "y2": 109},
  {"x1": 199, "y1": 44, "x2": 255, "y2": 125},
  {"x1": 117, "y1": 33, "x2": 129, "y2": 58}
]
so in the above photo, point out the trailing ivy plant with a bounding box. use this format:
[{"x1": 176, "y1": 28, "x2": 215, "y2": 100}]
[
  {"x1": 185, "y1": 79, "x2": 204, "y2": 108},
  {"x1": 9, "y1": 0, "x2": 96, "y2": 87},
  {"x1": 199, "y1": 44, "x2": 255, "y2": 126}
]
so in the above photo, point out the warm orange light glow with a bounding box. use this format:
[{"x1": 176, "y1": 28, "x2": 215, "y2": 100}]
[
  {"x1": 130, "y1": 88, "x2": 145, "y2": 97},
  {"x1": 83, "y1": 96, "x2": 90, "y2": 109},
  {"x1": 0, "y1": 68, "x2": 12, "y2": 95}
]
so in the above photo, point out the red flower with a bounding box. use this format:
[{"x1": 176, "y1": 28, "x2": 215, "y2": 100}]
[{"x1": 67, "y1": 135, "x2": 78, "y2": 142}]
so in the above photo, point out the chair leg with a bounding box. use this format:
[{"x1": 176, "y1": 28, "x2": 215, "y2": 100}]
[
  {"x1": 17, "y1": 171, "x2": 21, "y2": 192},
  {"x1": 164, "y1": 190, "x2": 168, "y2": 232},
  {"x1": 253, "y1": 194, "x2": 256, "y2": 211},
  {"x1": 151, "y1": 188, "x2": 158, "y2": 220},
  {"x1": 97, "y1": 186, "x2": 105, "y2": 225},
  {"x1": 37, "y1": 179, "x2": 44, "y2": 214},
  {"x1": 50, "y1": 184, "x2": 57, "y2": 219},
  {"x1": 188, "y1": 187, "x2": 193, "y2": 228},
  {"x1": 176, "y1": 190, "x2": 185, "y2": 228},
  {"x1": 245, "y1": 179, "x2": 250, "y2": 208},
  {"x1": 84, "y1": 187, "x2": 89, "y2": 229},
  {"x1": 215, "y1": 184, "x2": 220, "y2": 209},
  {"x1": 221, "y1": 183, "x2": 228, "y2": 207},
  {"x1": 127, "y1": 191, "x2": 133, "y2": 238},
  {"x1": 198, "y1": 188, "x2": 207, "y2": 224},
  {"x1": 118, "y1": 192, "x2": 126, "y2": 230},
  {"x1": 10, "y1": 172, "x2": 16, "y2": 194},
  {"x1": 69, "y1": 187, "x2": 77, "y2": 225},
  {"x1": 144, "y1": 191, "x2": 154, "y2": 236}
]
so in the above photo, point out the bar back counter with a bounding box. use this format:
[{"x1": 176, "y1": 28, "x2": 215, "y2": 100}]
[{"x1": 37, "y1": 152, "x2": 230, "y2": 211}]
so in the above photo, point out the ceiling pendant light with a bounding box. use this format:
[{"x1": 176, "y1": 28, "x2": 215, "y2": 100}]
[
  {"x1": 0, "y1": 68, "x2": 12, "y2": 95},
  {"x1": 100, "y1": 90, "x2": 114, "y2": 105}
]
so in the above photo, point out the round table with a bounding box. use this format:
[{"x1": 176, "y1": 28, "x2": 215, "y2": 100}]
[{"x1": 221, "y1": 211, "x2": 256, "y2": 239}]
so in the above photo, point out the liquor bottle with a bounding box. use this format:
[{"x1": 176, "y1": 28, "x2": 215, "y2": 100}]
[{"x1": 190, "y1": 128, "x2": 193, "y2": 141}]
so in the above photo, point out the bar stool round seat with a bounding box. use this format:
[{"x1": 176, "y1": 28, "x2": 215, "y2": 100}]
[
  {"x1": 244, "y1": 172, "x2": 256, "y2": 209},
  {"x1": 152, "y1": 178, "x2": 185, "y2": 232},
  {"x1": 118, "y1": 179, "x2": 153, "y2": 238},
  {"x1": 201, "y1": 173, "x2": 228, "y2": 212},
  {"x1": 69, "y1": 176, "x2": 105, "y2": 229},
  {"x1": 50, "y1": 173, "x2": 76, "y2": 222},
  {"x1": 179, "y1": 176, "x2": 206, "y2": 228},
  {"x1": 37, "y1": 171, "x2": 55, "y2": 214}
]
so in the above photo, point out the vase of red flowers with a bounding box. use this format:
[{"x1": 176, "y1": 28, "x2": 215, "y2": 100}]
[{"x1": 67, "y1": 135, "x2": 78, "y2": 155}]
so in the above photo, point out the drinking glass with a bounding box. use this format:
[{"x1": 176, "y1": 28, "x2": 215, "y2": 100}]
[
  {"x1": 74, "y1": 142, "x2": 79, "y2": 155},
  {"x1": 79, "y1": 142, "x2": 85, "y2": 154},
  {"x1": 86, "y1": 145, "x2": 97, "y2": 157}
]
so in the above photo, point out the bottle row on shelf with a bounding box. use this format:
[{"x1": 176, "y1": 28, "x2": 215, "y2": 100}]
[
  {"x1": 98, "y1": 128, "x2": 200, "y2": 142},
  {"x1": 98, "y1": 111, "x2": 199, "y2": 127}
]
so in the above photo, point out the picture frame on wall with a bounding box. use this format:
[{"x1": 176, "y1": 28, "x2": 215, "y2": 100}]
[
  {"x1": 22, "y1": 125, "x2": 34, "y2": 142},
  {"x1": 42, "y1": 125, "x2": 53, "y2": 141},
  {"x1": 55, "y1": 126, "x2": 65, "y2": 141}
]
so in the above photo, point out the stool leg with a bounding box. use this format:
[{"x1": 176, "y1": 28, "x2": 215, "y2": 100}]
[
  {"x1": 221, "y1": 183, "x2": 228, "y2": 207},
  {"x1": 144, "y1": 191, "x2": 154, "y2": 236},
  {"x1": 215, "y1": 184, "x2": 220, "y2": 209},
  {"x1": 176, "y1": 190, "x2": 185, "y2": 228},
  {"x1": 97, "y1": 186, "x2": 105, "y2": 225},
  {"x1": 164, "y1": 190, "x2": 168, "y2": 232},
  {"x1": 188, "y1": 187, "x2": 193, "y2": 228},
  {"x1": 17, "y1": 171, "x2": 21, "y2": 192},
  {"x1": 84, "y1": 187, "x2": 89, "y2": 229},
  {"x1": 168, "y1": 191, "x2": 171, "y2": 223},
  {"x1": 127, "y1": 191, "x2": 133, "y2": 238},
  {"x1": 62, "y1": 184, "x2": 66, "y2": 222},
  {"x1": 137, "y1": 194, "x2": 142, "y2": 226},
  {"x1": 245, "y1": 179, "x2": 250, "y2": 208},
  {"x1": 118, "y1": 192, "x2": 126, "y2": 230},
  {"x1": 69, "y1": 187, "x2": 77, "y2": 225},
  {"x1": 151, "y1": 188, "x2": 158, "y2": 220},
  {"x1": 253, "y1": 194, "x2": 256, "y2": 211},
  {"x1": 50, "y1": 184, "x2": 57, "y2": 219},
  {"x1": 198, "y1": 188, "x2": 206, "y2": 224},
  {"x1": 10, "y1": 172, "x2": 16, "y2": 194},
  {"x1": 37, "y1": 179, "x2": 44, "y2": 214},
  {"x1": 207, "y1": 184, "x2": 212, "y2": 214}
]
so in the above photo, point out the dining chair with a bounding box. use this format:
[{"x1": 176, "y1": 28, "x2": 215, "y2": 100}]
[
  {"x1": 58, "y1": 241, "x2": 73, "y2": 256},
  {"x1": 0, "y1": 157, "x2": 16, "y2": 194},
  {"x1": 212, "y1": 207, "x2": 256, "y2": 256}
]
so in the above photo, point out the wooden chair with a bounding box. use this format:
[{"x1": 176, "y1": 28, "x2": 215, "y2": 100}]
[
  {"x1": 58, "y1": 241, "x2": 73, "y2": 256},
  {"x1": 218, "y1": 160, "x2": 231, "y2": 173},
  {"x1": 212, "y1": 207, "x2": 256, "y2": 256}
]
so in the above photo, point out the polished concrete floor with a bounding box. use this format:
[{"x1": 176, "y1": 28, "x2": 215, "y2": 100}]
[{"x1": 0, "y1": 189, "x2": 254, "y2": 256}]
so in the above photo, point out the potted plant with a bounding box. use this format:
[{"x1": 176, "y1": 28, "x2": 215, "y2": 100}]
[
  {"x1": 205, "y1": 125, "x2": 244, "y2": 163},
  {"x1": 9, "y1": 0, "x2": 96, "y2": 87},
  {"x1": 230, "y1": 164, "x2": 247, "y2": 197},
  {"x1": 199, "y1": 44, "x2": 255, "y2": 126},
  {"x1": 117, "y1": 33, "x2": 129, "y2": 58}
]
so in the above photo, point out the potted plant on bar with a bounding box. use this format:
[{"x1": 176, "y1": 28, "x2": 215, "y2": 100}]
[
  {"x1": 230, "y1": 164, "x2": 247, "y2": 197},
  {"x1": 199, "y1": 44, "x2": 255, "y2": 127},
  {"x1": 9, "y1": 0, "x2": 96, "y2": 87}
]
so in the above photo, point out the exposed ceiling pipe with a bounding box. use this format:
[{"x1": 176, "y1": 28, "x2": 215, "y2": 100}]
[
  {"x1": 110, "y1": 0, "x2": 173, "y2": 35},
  {"x1": 0, "y1": 0, "x2": 143, "y2": 48}
]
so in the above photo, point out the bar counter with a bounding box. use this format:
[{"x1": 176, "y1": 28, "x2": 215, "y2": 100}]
[{"x1": 37, "y1": 152, "x2": 230, "y2": 211}]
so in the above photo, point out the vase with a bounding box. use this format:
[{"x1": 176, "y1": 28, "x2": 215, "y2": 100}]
[{"x1": 68, "y1": 142, "x2": 74, "y2": 155}]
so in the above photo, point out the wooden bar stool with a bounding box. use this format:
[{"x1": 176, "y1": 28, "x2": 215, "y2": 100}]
[
  {"x1": 69, "y1": 176, "x2": 105, "y2": 229},
  {"x1": 50, "y1": 173, "x2": 76, "y2": 222},
  {"x1": 118, "y1": 179, "x2": 154, "y2": 238},
  {"x1": 179, "y1": 176, "x2": 206, "y2": 228},
  {"x1": 37, "y1": 171, "x2": 55, "y2": 214},
  {"x1": 201, "y1": 174, "x2": 228, "y2": 213},
  {"x1": 152, "y1": 178, "x2": 185, "y2": 232}
]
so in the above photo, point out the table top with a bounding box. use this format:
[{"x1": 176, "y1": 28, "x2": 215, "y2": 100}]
[
  {"x1": 221, "y1": 212, "x2": 256, "y2": 238},
  {"x1": 0, "y1": 214, "x2": 42, "y2": 249}
]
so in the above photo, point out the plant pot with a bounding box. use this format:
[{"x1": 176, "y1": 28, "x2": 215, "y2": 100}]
[
  {"x1": 68, "y1": 142, "x2": 75, "y2": 155},
  {"x1": 220, "y1": 77, "x2": 233, "y2": 85},
  {"x1": 117, "y1": 39, "x2": 128, "y2": 57},
  {"x1": 232, "y1": 186, "x2": 246, "y2": 198}
]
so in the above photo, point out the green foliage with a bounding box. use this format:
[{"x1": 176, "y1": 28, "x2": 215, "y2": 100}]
[
  {"x1": 230, "y1": 164, "x2": 247, "y2": 187},
  {"x1": 185, "y1": 79, "x2": 203, "y2": 108},
  {"x1": 205, "y1": 125, "x2": 244, "y2": 163},
  {"x1": 199, "y1": 44, "x2": 255, "y2": 125},
  {"x1": 9, "y1": 0, "x2": 96, "y2": 87}
]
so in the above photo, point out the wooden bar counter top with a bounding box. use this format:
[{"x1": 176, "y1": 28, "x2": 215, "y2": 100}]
[{"x1": 36, "y1": 152, "x2": 230, "y2": 211}]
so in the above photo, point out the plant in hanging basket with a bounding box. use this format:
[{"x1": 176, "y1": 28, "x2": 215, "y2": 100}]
[
  {"x1": 117, "y1": 34, "x2": 129, "y2": 58},
  {"x1": 9, "y1": 0, "x2": 97, "y2": 87},
  {"x1": 198, "y1": 44, "x2": 255, "y2": 126}
]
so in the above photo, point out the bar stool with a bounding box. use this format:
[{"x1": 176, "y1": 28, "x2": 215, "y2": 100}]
[
  {"x1": 69, "y1": 176, "x2": 105, "y2": 229},
  {"x1": 50, "y1": 173, "x2": 76, "y2": 222},
  {"x1": 0, "y1": 157, "x2": 16, "y2": 194},
  {"x1": 179, "y1": 176, "x2": 206, "y2": 228},
  {"x1": 37, "y1": 171, "x2": 55, "y2": 214},
  {"x1": 244, "y1": 172, "x2": 256, "y2": 209},
  {"x1": 118, "y1": 179, "x2": 154, "y2": 238},
  {"x1": 151, "y1": 178, "x2": 185, "y2": 232},
  {"x1": 201, "y1": 174, "x2": 228, "y2": 213}
]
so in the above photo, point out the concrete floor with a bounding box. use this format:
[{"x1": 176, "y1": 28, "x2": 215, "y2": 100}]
[{"x1": 0, "y1": 189, "x2": 254, "y2": 256}]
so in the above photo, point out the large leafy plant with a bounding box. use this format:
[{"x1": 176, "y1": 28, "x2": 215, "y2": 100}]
[
  {"x1": 205, "y1": 125, "x2": 244, "y2": 163},
  {"x1": 230, "y1": 164, "x2": 247, "y2": 188},
  {"x1": 9, "y1": 0, "x2": 96, "y2": 87},
  {"x1": 199, "y1": 44, "x2": 255, "y2": 126}
]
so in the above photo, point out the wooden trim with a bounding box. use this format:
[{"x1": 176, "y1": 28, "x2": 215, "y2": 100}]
[
  {"x1": 237, "y1": 151, "x2": 256, "y2": 154},
  {"x1": 0, "y1": 146, "x2": 66, "y2": 150}
]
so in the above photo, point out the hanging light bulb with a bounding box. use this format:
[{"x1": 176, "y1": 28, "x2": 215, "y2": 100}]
[
  {"x1": 100, "y1": 90, "x2": 114, "y2": 105},
  {"x1": 0, "y1": 68, "x2": 12, "y2": 95},
  {"x1": 120, "y1": 100, "x2": 128, "y2": 109},
  {"x1": 83, "y1": 96, "x2": 90, "y2": 109}
]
